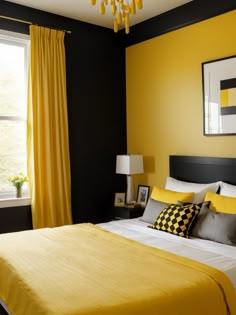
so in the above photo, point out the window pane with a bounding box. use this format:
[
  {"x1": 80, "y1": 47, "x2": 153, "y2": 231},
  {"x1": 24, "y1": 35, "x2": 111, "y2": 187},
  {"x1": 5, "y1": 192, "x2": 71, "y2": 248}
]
[
  {"x1": 0, "y1": 31, "x2": 29, "y2": 197},
  {"x1": 0, "y1": 120, "x2": 27, "y2": 191},
  {"x1": 0, "y1": 43, "x2": 26, "y2": 117}
]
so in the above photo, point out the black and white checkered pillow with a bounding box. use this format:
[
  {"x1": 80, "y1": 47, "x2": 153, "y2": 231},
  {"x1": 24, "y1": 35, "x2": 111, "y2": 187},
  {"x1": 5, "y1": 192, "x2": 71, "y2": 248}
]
[{"x1": 149, "y1": 203, "x2": 200, "y2": 238}]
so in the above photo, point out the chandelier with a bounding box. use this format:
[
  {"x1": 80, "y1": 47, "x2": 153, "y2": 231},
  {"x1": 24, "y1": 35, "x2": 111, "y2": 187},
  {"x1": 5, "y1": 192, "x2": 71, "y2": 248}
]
[{"x1": 90, "y1": 0, "x2": 143, "y2": 34}]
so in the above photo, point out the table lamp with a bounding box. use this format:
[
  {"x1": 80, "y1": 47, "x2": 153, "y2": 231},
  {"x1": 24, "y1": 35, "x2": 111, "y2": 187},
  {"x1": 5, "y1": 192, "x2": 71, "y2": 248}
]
[{"x1": 116, "y1": 154, "x2": 144, "y2": 204}]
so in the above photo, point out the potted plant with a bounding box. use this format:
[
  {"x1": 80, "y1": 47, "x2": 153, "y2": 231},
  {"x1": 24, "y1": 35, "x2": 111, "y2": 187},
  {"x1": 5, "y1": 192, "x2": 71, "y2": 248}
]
[{"x1": 8, "y1": 173, "x2": 28, "y2": 198}]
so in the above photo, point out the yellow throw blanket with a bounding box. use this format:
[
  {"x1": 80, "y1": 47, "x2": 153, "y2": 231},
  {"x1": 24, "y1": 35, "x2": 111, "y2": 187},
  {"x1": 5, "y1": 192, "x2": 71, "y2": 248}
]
[{"x1": 0, "y1": 223, "x2": 235, "y2": 315}]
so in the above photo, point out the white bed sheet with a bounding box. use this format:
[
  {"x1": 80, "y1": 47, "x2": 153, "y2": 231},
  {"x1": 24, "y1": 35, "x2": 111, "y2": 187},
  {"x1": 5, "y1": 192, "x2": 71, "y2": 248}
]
[{"x1": 98, "y1": 218, "x2": 236, "y2": 290}]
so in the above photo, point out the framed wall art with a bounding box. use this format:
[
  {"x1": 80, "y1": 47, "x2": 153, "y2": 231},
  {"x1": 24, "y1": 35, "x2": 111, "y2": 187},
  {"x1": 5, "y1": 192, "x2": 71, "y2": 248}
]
[
  {"x1": 202, "y1": 55, "x2": 236, "y2": 136},
  {"x1": 114, "y1": 192, "x2": 126, "y2": 207},
  {"x1": 136, "y1": 185, "x2": 150, "y2": 208}
]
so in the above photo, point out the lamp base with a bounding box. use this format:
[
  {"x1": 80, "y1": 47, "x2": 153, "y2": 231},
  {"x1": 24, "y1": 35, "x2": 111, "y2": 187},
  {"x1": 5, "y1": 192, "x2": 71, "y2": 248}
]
[{"x1": 126, "y1": 175, "x2": 134, "y2": 204}]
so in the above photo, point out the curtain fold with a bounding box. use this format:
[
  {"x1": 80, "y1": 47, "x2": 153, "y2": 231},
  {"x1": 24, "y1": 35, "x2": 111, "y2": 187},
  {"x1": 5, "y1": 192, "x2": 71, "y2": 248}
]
[{"x1": 27, "y1": 25, "x2": 72, "y2": 229}]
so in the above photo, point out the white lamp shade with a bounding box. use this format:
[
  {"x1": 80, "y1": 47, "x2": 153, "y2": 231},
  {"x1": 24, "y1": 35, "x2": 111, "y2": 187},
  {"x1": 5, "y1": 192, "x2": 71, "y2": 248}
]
[{"x1": 116, "y1": 155, "x2": 144, "y2": 175}]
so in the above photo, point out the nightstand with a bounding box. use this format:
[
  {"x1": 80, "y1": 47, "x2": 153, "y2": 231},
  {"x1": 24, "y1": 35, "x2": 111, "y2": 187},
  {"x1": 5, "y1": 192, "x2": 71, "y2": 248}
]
[{"x1": 112, "y1": 206, "x2": 144, "y2": 220}]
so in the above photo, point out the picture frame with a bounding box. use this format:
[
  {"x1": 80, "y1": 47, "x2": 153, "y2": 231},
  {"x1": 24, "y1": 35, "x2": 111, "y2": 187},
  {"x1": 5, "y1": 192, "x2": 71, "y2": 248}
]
[
  {"x1": 202, "y1": 55, "x2": 236, "y2": 136},
  {"x1": 114, "y1": 192, "x2": 126, "y2": 207},
  {"x1": 136, "y1": 185, "x2": 150, "y2": 208}
]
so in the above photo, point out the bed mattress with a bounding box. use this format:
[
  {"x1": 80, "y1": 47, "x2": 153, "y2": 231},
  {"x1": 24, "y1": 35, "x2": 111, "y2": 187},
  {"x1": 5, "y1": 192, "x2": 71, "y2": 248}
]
[{"x1": 99, "y1": 218, "x2": 236, "y2": 290}]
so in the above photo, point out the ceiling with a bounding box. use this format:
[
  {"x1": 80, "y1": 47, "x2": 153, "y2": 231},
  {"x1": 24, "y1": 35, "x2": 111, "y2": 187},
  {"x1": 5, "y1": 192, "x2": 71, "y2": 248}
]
[{"x1": 5, "y1": 0, "x2": 192, "y2": 29}]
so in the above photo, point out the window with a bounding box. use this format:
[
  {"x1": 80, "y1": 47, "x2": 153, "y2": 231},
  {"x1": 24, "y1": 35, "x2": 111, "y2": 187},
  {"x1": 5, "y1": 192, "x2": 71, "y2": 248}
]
[{"x1": 0, "y1": 30, "x2": 29, "y2": 200}]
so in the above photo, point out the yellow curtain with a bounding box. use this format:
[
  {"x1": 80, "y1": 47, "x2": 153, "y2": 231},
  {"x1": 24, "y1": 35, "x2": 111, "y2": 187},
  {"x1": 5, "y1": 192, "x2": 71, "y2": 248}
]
[{"x1": 27, "y1": 25, "x2": 72, "y2": 229}]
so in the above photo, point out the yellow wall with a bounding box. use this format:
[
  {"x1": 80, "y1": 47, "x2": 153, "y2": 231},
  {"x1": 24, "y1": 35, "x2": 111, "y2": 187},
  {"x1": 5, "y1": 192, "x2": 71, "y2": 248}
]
[{"x1": 126, "y1": 11, "x2": 236, "y2": 192}]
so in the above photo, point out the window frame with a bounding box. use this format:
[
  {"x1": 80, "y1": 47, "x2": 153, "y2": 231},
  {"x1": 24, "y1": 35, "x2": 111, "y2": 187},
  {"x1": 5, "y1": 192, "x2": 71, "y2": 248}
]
[{"x1": 0, "y1": 30, "x2": 30, "y2": 206}]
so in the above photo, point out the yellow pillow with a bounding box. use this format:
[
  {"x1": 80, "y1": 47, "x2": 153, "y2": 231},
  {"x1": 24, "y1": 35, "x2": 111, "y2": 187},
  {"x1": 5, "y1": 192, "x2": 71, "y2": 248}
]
[
  {"x1": 151, "y1": 186, "x2": 194, "y2": 204},
  {"x1": 205, "y1": 191, "x2": 236, "y2": 214}
]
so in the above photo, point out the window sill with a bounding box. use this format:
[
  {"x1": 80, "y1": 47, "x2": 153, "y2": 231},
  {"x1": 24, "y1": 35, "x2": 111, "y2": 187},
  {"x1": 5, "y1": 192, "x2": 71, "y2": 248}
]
[{"x1": 0, "y1": 197, "x2": 31, "y2": 208}]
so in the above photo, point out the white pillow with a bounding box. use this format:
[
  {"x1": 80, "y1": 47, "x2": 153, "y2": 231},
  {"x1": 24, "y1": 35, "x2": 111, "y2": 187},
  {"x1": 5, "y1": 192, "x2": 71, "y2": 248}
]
[
  {"x1": 165, "y1": 177, "x2": 220, "y2": 204},
  {"x1": 219, "y1": 182, "x2": 236, "y2": 197}
]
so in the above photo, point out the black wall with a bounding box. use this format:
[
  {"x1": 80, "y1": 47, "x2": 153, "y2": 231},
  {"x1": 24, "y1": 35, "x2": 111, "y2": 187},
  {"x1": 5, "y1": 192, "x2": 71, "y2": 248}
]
[
  {"x1": 0, "y1": 0, "x2": 235, "y2": 232},
  {"x1": 0, "y1": 205, "x2": 32, "y2": 233},
  {"x1": 0, "y1": 0, "x2": 127, "y2": 229}
]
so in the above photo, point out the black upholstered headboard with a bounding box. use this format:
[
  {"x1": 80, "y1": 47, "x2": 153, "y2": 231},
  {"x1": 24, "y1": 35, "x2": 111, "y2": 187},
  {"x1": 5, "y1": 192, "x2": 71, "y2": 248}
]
[{"x1": 170, "y1": 156, "x2": 236, "y2": 185}]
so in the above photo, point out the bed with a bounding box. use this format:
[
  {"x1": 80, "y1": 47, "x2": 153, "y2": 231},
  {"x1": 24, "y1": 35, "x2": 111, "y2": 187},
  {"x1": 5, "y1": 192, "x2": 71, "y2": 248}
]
[{"x1": 0, "y1": 155, "x2": 236, "y2": 315}]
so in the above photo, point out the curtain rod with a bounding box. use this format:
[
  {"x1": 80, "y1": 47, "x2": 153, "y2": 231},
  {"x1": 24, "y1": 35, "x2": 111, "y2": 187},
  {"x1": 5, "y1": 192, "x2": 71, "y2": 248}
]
[{"x1": 0, "y1": 15, "x2": 72, "y2": 34}]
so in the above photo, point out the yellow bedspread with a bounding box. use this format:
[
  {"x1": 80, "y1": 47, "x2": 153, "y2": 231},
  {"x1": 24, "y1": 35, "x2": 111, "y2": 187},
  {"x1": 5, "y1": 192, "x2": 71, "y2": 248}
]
[{"x1": 0, "y1": 223, "x2": 235, "y2": 315}]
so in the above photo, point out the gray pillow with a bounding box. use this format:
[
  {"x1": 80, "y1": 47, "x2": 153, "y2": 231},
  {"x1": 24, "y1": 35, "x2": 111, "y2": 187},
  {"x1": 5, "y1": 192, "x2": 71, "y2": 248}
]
[
  {"x1": 191, "y1": 204, "x2": 236, "y2": 246},
  {"x1": 140, "y1": 198, "x2": 168, "y2": 224}
]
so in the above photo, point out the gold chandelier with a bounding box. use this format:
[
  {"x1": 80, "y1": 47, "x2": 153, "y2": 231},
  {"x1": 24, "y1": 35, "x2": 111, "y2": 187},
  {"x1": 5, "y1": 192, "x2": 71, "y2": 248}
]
[{"x1": 90, "y1": 0, "x2": 143, "y2": 34}]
